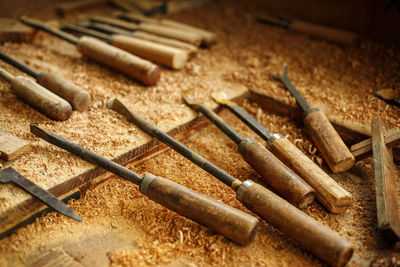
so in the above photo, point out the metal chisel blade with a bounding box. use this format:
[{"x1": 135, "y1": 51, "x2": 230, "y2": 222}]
[{"x1": 0, "y1": 167, "x2": 82, "y2": 222}]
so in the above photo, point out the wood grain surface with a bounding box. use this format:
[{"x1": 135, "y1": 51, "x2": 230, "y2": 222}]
[{"x1": 0, "y1": 129, "x2": 30, "y2": 161}]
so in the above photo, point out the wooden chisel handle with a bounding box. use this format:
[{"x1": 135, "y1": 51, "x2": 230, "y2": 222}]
[
  {"x1": 290, "y1": 20, "x2": 357, "y2": 45},
  {"x1": 37, "y1": 72, "x2": 91, "y2": 111},
  {"x1": 140, "y1": 174, "x2": 259, "y2": 246},
  {"x1": 139, "y1": 23, "x2": 203, "y2": 46},
  {"x1": 112, "y1": 35, "x2": 188, "y2": 69},
  {"x1": 303, "y1": 109, "x2": 354, "y2": 173},
  {"x1": 237, "y1": 181, "x2": 353, "y2": 267},
  {"x1": 77, "y1": 36, "x2": 160, "y2": 85},
  {"x1": 239, "y1": 138, "x2": 315, "y2": 209},
  {"x1": 10, "y1": 76, "x2": 72, "y2": 121},
  {"x1": 269, "y1": 136, "x2": 352, "y2": 213}
]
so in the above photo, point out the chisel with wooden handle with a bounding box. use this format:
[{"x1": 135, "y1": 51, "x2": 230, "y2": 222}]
[
  {"x1": 118, "y1": 13, "x2": 217, "y2": 47},
  {"x1": 88, "y1": 15, "x2": 203, "y2": 46},
  {"x1": 30, "y1": 123, "x2": 259, "y2": 246},
  {"x1": 0, "y1": 52, "x2": 91, "y2": 111},
  {"x1": 182, "y1": 90, "x2": 314, "y2": 209},
  {"x1": 0, "y1": 67, "x2": 72, "y2": 120},
  {"x1": 62, "y1": 23, "x2": 188, "y2": 69},
  {"x1": 212, "y1": 91, "x2": 352, "y2": 213},
  {"x1": 272, "y1": 65, "x2": 355, "y2": 173},
  {"x1": 20, "y1": 16, "x2": 160, "y2": 86},
  {"x1": 106, "y1": 98, "x2": 353, "y2": 267}
]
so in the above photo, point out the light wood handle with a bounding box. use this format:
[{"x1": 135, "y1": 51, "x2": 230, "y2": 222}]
[
  {"x1": 37, "y1": 72, "x2": 91, "y2": 111},
  {"x1": 11, "y1": 76, "x2": 72, "y2": 120},
  {"x1": 291, "y1": 20, "x2": 357, "y2": 45},
  {"x1": 140, "y1": 174, "x2": 259, "y2": 246},
  {"x1": 139, "y1": 23, "x2": 202, "y2": 46},
  {"x1": 77, "y1": 36, "x2": 160, "y2": 85},
  {"x1": 269, "y1": 137, "x2": 352, "y2": 213},
  {"x1": 304, "y1": 110, "x2": 354, "y2": 173},
  {"x1": 238, "y1": 181, "x2": 353, "y2": 267},
  {"x1": 239, "y1": 139, "x2": 315, "y2": 209},
  {"x1": 112, "y1": 35, "x2": 188, "y2": 69}
]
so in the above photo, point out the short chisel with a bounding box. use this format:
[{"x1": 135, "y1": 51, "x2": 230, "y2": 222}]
[
  {"x1": 0, "y1": 51, "x2": 91, "y2": 111},
  {"x1": 212, "y1": 91, "x2": 352, "y2": 213},
  {"x1": 182, "y1": 90, "x2": 314, "y2": 209},
  {"x1": 106, "y1": 98, "x2": 354, "y2": 267},
  {"x1": 272, "y1": 65, "x2": 355, "y2": 173},
  {"x1": 30, "y1": 123, "x2": 259, "y2": 246},
  {"x1": 20, "y1": 16, "x2": 160, "y2": 86}
]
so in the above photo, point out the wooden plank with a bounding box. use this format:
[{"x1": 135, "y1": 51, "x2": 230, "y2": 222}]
[
  {"x1": 0, "y1": 129, "x2": 30, "y2": 161},
  {"x1": 56, "y1": 0, "x2": 108, "y2": 16},
  {"x1": 0, "y1": 18, "x2": 36, "y2": 43},
  {"x1": 371, "y1": 117, "x2": 400, "y2": 240}
]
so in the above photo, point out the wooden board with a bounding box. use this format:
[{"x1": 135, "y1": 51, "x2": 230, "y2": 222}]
[
  {"x1": 0, "y1": 18, "x2": 36, "y2": 43},
  {"x1": 0, "y1": 129, "x2": 30, "y2": 161}
]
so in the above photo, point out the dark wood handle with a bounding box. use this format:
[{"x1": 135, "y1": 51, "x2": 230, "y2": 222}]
[
  {"x1": 37, "y1": 72, "x2": 91, "y2": 111},
  {"x1": 140, "y1": 174, "x2": 259, "y2": 246},
  {"x1": 112, "y1": 35, "x2": 188, "y2": 69},
  {"x1": 269, "y1": 137, "x2": 352, "y2": 213},
  {"x1": 238, "y1": 181, "x2": 353, "y2": 267},
  {"x1": 239, "y1": 139, "x2": 315, "y2": 209},
  {"x1": 303, "y1": 109, "x2": 354, "y2": 173},
  {"x1": 139, "y1": 23, "x2": 203, "y2": 46},
  {"x1": 11, "y1": 76, "x2": 72, "y2": 121},
  {"x1": 78, "y1": 36, "x2": 160, "y2": 86}
]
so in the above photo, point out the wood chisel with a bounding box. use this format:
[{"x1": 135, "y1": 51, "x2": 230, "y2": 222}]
[
  {"x1": 61, "y1": 23, "x2": 189, "y2": 70},
  {"x1": 0, "y1": 167, "x2": 81, "y2": 222},
  {"x1": 30, "y1": 123, "x2": 259, "y2": 246},
  {"x1": 20, "y1": 16, "x2": 160, "y2": 86},
  {"x1": 182, "y1": 90, "x2": 314, "y2": 209},
  {"x1": 212, "y1": 91, "x2": 352, "y2": 213},
  {"x1": 106, "y1": 97, "x2": 353, "y2": 267},
  {"x1": 272, "y1": 65, "x2": 355, "y2": 173},
  {"x1": 0, "y1": 52, "x2": 91, "y2": 111},
  {"x1": 0, "y1": 67, "x2": 72, "y2": 121}
]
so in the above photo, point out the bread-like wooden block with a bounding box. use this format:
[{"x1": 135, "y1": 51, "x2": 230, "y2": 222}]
[
  {"x1": 0, "y1": 129, "x2": 30, "y2": 161},
  {"x1": 0, "y1": 18, "x2": 36, "y2": 43}
]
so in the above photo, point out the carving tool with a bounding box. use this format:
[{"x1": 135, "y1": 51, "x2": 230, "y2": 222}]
[
  {"x1": 61, "y1": 23, "x2": 188, "y2": 69},
  {"x1": 30, "y1": 123, "x2": 259, "y2": 246},
  {"x1": 375, "y1": 88, "x2": 400, "y2": 108},
  {"x1": 118, "y1": 12, "x2": 217, "y2": 47},
  {"x1": 78, "y1": 20, "x2": 198, "y2": 56},
  {"x1": 106, "y1": 97, "x2": 354, "y2": 267},
  {"x1": 0, "y1": 67, "x2": 72, "y2": 121},
  {"x1": 212, "y1": 91, "x2": 352, "y2": 213},
  {"x1": 88, "y1": 15, "x2": 203, "y2": 46},
  {"x1": 371, "y1": 117, "x2": 400, "y2": 240},
  {"x1": 0, "y1": 167, "x2": 81, "y2": 222},
  {"x1": 20, "y1": 16, "x2": 160, "y2": 86},
  {"x1": 272, "y1": 65, "x2": 355, "y2": 173},
  {"x1": 0, "y1": 52, "x2": 91, "y2": 111},
  {"x1": 182, "y1": 91, "x2": 314, "y2": 209}
]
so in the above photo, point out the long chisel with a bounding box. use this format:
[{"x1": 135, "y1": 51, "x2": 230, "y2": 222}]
[
  {"x1": 212, "y1": 91, "x2": 352, "y2": 213},
  {"x1": 30, "y1": 123, "x2": 259, "y2": 246},
  {"x1": 61, "y1": 23, "x2": 188, "y2": 70},
  {"x1": 271, "y1": 65, "x2": 355, "y2": 173},
  {"x1": 182, "y1": 90, "x2": 314, "y2": 209},
  {"x1": 106, "y1": 97, "x2": 353, "y2": 267},
  {"x1": 20, "y1": 16, "x2": 160, "y2": 86},
  {"x1": 0, "y1": 52, "x2": 91, "y2": 111},
  {"x1": 0, "y1": 67, "x2": 72, "y2": 121},
  {"x1": 0, "y1": 167, "x2": 81, "y2": 222}
]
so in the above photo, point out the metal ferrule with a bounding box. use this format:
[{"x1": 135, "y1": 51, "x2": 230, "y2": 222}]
[
  {"x1": 139, "y1": 173, "x2": 155, "y2": 195},
  {"x1": 236, "y1": 180, "x2": 255, "y2": 202},
  {"x1": 267, "y1": 133, "x2": 284, "y2": 146},
  {"x1": 238, "y1": 138, "x2": 254, "y2": 154}
]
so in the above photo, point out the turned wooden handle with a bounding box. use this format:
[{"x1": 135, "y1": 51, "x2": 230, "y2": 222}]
[
  {"x1": 239, "y1": 139, "x2": 315, "y2": 209},
  {"x1": 303, "y1": 109, "x2": 354, "y2": 173},
  {"x1": 290, "y1": 20, "x2": 357, "y2": 45},
  {"x1": 140, "y1": 174, "x2": 259, "y2": 246},
  {"x1": 238, "y1": 181, "x2": 353, "y2": 267},
  {"x1": 37, "y1": 72, "x2": 91, "y2": 111},
  {"x1": 139, "y1": 23, "x2": 203, "y2": 46},
  {"x1": 269, "y1": 137, "x2": 352, "y2": 213},
  {"x1": 77, "y1": 36, "x2": 160, "y2": 85},
  {"x1": 11, "y1": 76, "x2": 72, "y2": 120},
  {"x1": 112, "y1": 35, "x2": 188, "y2": 69}
]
